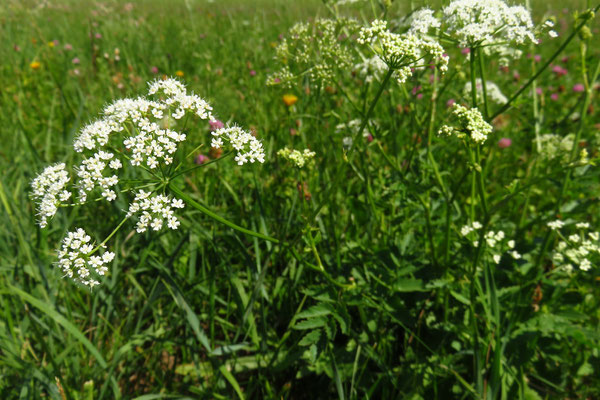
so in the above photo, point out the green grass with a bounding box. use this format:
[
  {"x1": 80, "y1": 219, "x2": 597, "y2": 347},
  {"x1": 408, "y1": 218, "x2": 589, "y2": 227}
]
[{"x1": 1, "y1": 0, "x2": 600, "y2": 399}]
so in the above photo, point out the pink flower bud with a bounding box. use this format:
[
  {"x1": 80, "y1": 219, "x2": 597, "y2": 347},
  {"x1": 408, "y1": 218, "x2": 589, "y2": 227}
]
[
  {"x1": 195, "y1": 154, "x2": 209, "y2": 165},
  {"x1": 497, "y1": 138, "x2": 512, "y2": 148}
]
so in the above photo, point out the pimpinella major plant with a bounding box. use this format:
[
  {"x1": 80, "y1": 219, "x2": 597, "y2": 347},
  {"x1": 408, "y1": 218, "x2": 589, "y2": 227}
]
[
  {"x1": 16, "y1": 0, "x2": 600, "y2": 398},
  {"x1": 31, "y1": 77, "x2": 273, "y2": 287}
]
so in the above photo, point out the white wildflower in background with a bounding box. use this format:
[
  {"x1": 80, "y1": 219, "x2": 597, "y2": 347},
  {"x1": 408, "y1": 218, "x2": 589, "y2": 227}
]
[
  {"x1": 548, "y1": 220, "x2": 564, "y2": 230},
  {"x1": 358, "y1": 19, "x2": 448, "y2": 84},
  {"x1": 438, "y1": 104, "x2": 492, "y2": 144},
  {"x1": 460, "y1": 221, "x2": 483, "y2": 236},
  {"x1": 535, "y1": 134, "x2": 575, "y2": 163},
  {"x1": 463, "y1": 79, "x2": 508, "y2": 105},
  {"x1": 277, "y1": 148, "x2": 316, "y2": 168},
  {"x1": 268, "y1": 18, "x2": 360, "y2": 87},
  {"x1": 442, "y1": 0, "x2": 536, "y2": 49},
  {"x1": 353, "y1": 56, "x2": 388, "y2": 83},
  {"x1": 408, "y1": 8, "x2": 441, "y2": 35},
  {"x1": 461, "y1": 222, "x2": 520, "y2": 263},
  {"x1": 31, "y1": 163, "x2": 72, "y2": 228},
  {"x1": 550, "y1": 223, "x2": 600, "y2": 273},
  {"x1": 56, "y1": 228, "x2": 115, "y2": 288},
  {"x1": 126, "y1": 190, "x2": 185, "y2": 233}
]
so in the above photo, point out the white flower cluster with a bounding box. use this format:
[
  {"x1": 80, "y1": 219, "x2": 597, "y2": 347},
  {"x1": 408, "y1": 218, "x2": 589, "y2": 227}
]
[
  {"x1": 74, "y1": 79, "x2": 213, "y2": 170},
  {"x1": 57, "y1": 228, "x2": 115, "y2": 288},
  {"x1": 76, "y1": 151, "x2": 121, "y2": 202},
  {"x1": 438, "y1": 104, "x2": 492, "y2": 144},
  {"x1": 463, "y1": 79, "x2": 508, "y2": 105},
  {"x1": 277, "y1": 147, "x2": 316, "y2": 168},
  {"x1": 408, "y1": 8, "x2": 441, "y2": 35},
  {"x1": 33, "y1": 78, "x2": 265, "y2": 288},
  {"x1": 211, "y1": 126, "x2": 265, "y2": 165},
  {"x1": 547, "y1": 219, "x2": 565, "y2": 230},
  {"x1": 126, "y1": 190, "x2": 186, "y2": 233},
  {"x1": 358, "y1": 20, "x2": 448, "y2": 84},
  {"x1": 31, "y1": 163, "x2": 72, "y2": 228},
  {"x1": 442, "y1": 0, "x2": 536, "y2": 48},
  {"x1": 353, "y1": 56, "x2": 388, "y2": 83},
  {"x1": 551, "y1": 222, "x2": 599, "y2": 273},
  {"x1": 535, "y1": 134, "x2": 575, "y2": 163},
  {"x1": 461, "y1": 222, "x2": 521, "y2": 263}
]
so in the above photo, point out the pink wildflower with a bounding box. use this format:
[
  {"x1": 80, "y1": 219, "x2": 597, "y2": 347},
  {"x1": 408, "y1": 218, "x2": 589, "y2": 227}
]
[
  {"x1": 209, "y1": 120, "x2": 225, "y2": 131},
  {"x1": 498, "y1": 138, "x2": 512, "y2": 149},
  {"x1": 195, "y1": 154, "x2": 210, "y2": 165}
]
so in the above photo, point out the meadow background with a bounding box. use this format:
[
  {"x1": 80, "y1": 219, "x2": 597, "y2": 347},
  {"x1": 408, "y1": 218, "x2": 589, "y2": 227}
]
[{"x1": 1, "y1": 0, "x2": 599, "y2": 398}]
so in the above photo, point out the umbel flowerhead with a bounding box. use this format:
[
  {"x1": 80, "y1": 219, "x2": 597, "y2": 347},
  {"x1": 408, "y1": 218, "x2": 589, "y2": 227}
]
[
  {"x1": 405, "y1": 1, "x2": 537, "y2": 63},
  {"x1": 441, "y1": 0, "x2": 536, "y2": 48},
  {"x1": 31, "y1": 78, "x2": 266, "y2": 287},
  {"x1": 357, "y1": 19, "x2": 448, "y2": 84},
  {"x1": 267, "y1": 18, "x2": 361, "y2": 88}
]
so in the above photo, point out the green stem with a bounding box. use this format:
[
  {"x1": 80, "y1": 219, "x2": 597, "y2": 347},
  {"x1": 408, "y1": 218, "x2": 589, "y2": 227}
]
[
  {"x1": 469, "y1": 47, "x2": 478, "y2": 109},
  {"x1": 347, "y1": 67, "x2": 394, "y2": 156},
  {"x1": 477, "y1": 51, "x2": 490, "y2": 120},
  {"x1": 92, "y1": 216, "x2": 129, "y2": 253},
  {"x1": 168, "y1": 183, "x2": 279, "y2": 244},
  {"x1": 533, "y1": 41, "x2": 600, "y2": 271}
]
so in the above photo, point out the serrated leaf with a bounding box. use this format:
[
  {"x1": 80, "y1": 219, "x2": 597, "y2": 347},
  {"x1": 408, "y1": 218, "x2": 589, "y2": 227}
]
[
  {"x1": 296, "y1": 303, "x2": 333, "y2": 320},
  {"x1": 299, "y1": 329, "x2": 322, "y2": 346},
  {"x1": 295, "y1": 317, "x2": 327, "y2": 330}
]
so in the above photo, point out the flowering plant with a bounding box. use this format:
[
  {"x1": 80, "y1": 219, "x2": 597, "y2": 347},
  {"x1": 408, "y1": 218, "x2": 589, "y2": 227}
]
[{"x1": 31, "y1": 78, "x2": 268, "y2": 287}]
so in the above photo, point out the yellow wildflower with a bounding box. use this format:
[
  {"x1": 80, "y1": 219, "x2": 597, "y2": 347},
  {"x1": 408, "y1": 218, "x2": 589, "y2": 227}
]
[
  {"x1": 282, "y1": 94, "x2": 298, "y2": 107},
  {"x1": 30, "y1": 61, "x2": 41, "y2": 70},
  {"x1": 175, "y1": 70, "x2": 184, "y2": 77}
]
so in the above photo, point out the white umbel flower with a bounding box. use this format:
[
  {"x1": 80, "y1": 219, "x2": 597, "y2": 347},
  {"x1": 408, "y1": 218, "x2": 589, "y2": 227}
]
[
  {"x1": 358, "y1": 19, "x2": 448, "y2": 84},
  {"x1": 126, "y1": 190, "x2": 185, "y2": 233},
  {"x1": 442, "y1": 0, "x2": 536, "y2": 48},
  {"x1": 464, "y1": 79, "x2": 508, "y2": 105},
  {"x1": 211, "y1": 125, "x2": 265, "y2": 165},
  {"x1": 277, "y1": 148, "x2": 316, "y2": 168},
  {"x1": 75, "y1": 151, "x2": 121, "y2": 202},
  {"x1": 438, "y1": 104, "x2": 492, "y2": 144},
  {"x1": 408, "y1": 8, "x2": 441, "y2": 35},
  {"x1": 31, "y1": 163, "x2": 72, "y2": 228},
  {"x1": 353, "y1": 56, "x2": 388, "y2": 83},
  {"x1": 56, "y1": 228, "x2": 115, "y2": 288}
]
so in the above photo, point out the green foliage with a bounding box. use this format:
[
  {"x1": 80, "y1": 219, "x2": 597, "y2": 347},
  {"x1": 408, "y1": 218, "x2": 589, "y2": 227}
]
[{"x1": 1, "y1": 0, "x2": 600, "y2": 399}]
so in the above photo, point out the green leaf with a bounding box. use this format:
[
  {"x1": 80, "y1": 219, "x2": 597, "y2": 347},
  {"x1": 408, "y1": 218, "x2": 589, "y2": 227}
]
[
  {"x1": 296, "y1": 303, "x2": 333, "y2": 320},
  {"x1": 8, "y1": 285, "x2": 108, "y2": 368},
  {"x1": 299, "y1": 329, "x2": 322, "y2": 346},
  {"x1": 295, "y1": 317, "x2": 327, "y2": 330},
  {"x1": 219, "y1": 365, "x2": 246, "y2": 400},
  {"x1": 393, "y1": 278, "x2": 427, "y2": 292}
]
